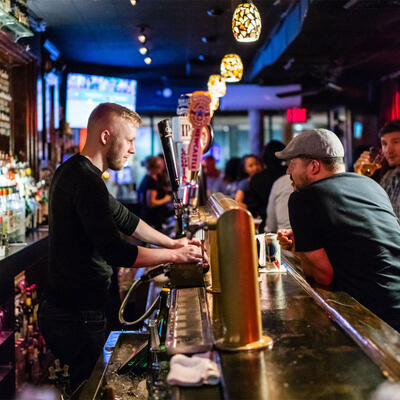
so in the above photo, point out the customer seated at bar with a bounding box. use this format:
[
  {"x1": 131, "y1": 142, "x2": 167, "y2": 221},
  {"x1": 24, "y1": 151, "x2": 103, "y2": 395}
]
[
  {"x1": 234, "y1": 154, "x2": 262, "y2": 212},
  {"x1": 38, "y1": 103, "x2": 202, "y2": 391},
  {"x1": 137, "y1": 155, "x2": 173, "y2": 231},
  {"x1": 248, "y1": 140, "x2": 287, "y2": 230},
  {"x1": 220, "y1": 157, "x2": 241, "y2": 198},
  {"x1": 202, "y1": 155, "x2": 224, "y2": 196},
  {"x1": 354, "y1": 119, "x2": 400, "y2": 218},
  {"x1": 276, "y1": 129, "x2": 400, "y2": 332},
  {"x1": 265, "y1": 174, "x2": 293, "y2": 232}
]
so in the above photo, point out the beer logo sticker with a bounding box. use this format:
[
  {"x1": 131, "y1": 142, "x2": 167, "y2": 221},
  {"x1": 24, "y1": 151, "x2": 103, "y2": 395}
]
[{"x1": 187, "y1": 91, "x2": 212, "y2": 172}]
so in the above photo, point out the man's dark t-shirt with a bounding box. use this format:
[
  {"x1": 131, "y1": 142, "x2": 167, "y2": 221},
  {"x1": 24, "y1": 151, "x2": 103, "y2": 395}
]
[
  {"x1": 289, "y1": 172, "x2": 400, "y2": 329},
  {"x1": 46, "y1": 154, "x2": 140, "y2": 310}
]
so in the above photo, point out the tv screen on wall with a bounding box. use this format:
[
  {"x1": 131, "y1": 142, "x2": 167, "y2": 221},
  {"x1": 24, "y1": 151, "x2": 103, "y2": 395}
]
[{"x1": 66, "y1": 73, "x2": 137, "y2": 128}]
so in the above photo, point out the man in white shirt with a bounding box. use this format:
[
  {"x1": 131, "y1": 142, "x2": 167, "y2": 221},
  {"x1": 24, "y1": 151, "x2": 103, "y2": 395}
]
[{"x1": 265, "y1": 174, "x2": 293, "y2": 232}]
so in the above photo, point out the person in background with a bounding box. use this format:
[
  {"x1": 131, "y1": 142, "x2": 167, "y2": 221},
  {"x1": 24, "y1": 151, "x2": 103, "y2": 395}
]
[
  {"x1": 137, "y1": 155, "x2": 173, "y2": 231},
  {"x1": 39, "y1": 103, "x2": 202, "y2": 391},
  {"x1": 220, "y1": 157, "x2": 241, "y2": 198},
  {"x1": 265, "y1": 174, "x2": 293, "y2": 232},
  {"x1": 234, "y1": 154, "x2": 262, "y2": 211},
  {"x1": 202, "y1": 155, "x2": 223, "y2": 196},
  {"x1": 247, "y1": 141, "x2": 287, "y2": 230},
  {"x1": 277, "y1": 129, "x2": 400, "y2": 332},
  {"x1": 354, "y1": 119, "x2": 400, "y2": 218}
]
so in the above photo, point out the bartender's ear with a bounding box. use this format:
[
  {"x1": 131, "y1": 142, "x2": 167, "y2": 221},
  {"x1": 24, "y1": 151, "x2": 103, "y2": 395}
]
[{"x1": 100, "y1": 130, "x2": 111, "y2": 145}]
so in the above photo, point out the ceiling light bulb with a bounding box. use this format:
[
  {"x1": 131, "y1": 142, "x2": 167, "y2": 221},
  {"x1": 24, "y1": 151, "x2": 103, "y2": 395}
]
[
  {"x1": 138, "y1": 34, "x2": 146, "y2": 43},
  {"x1": 130, "y1": 0, "x2": 137, "y2": 6},
  {"x1": 144, "y1": 56, "x2": 152, "y2": 64},
  {"x1": 139, "y1": 46, "x2": 148, "y2": 55},
  {"x1": 232, "y1": 2, "x2": 262, "y2": 42}
]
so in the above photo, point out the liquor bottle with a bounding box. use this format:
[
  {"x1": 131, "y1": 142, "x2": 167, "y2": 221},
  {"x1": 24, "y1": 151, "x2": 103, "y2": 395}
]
[{"x1": 59, "y1": 364, "x2": 71, "y2": 398}]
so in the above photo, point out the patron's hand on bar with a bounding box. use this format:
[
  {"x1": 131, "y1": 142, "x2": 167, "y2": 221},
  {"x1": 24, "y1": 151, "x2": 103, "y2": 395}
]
[{"x1": 277, "y1": 229, "x2": 295, "y2": 251}]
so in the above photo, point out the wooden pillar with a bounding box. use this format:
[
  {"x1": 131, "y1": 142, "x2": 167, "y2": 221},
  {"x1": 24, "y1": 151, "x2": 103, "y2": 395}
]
[
  {"x1": 248, "y1": 109, "x2": 263, "y2": 156},
  {"x1": 283, "y1": 122, "x2": 293, "y2": 145}
]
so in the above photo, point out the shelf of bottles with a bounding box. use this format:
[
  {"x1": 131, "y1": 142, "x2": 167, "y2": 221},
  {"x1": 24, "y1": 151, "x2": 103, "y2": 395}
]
[
  {"x1": 14, "y1": 271, "x2": 48, "y2": 389},
  {"x1": 0, "y1": 151, "x2": 48, "y2": 255}
]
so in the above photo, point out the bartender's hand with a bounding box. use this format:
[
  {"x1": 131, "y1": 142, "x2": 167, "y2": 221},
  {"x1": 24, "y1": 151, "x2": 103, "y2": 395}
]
[
  {"x1": 353, "y1": 151, "x2": 370, "y2": 174},
  {"x1": 171, "y1": 237, "x2": 201, "y2": 248},
  {"x1": 277, "y1": 229, "x2": 295, "y2": 251},
  {"x1": 173, "y1": 244, "x2": 203, "y2": 263}
]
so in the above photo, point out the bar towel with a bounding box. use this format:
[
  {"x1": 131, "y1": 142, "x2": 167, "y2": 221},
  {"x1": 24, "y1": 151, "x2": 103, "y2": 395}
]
[{"x1": 166, "y1": 352, "x2": 220, "y2": 386}]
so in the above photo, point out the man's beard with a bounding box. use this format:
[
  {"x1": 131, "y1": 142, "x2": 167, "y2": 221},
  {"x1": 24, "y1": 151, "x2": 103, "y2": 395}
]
[
  {"x1": 106, "y1": 145, "x2": 125, "y2": 171},
  {"x1": 291, "y1": 175, "x2": 311, "y2": 191}
]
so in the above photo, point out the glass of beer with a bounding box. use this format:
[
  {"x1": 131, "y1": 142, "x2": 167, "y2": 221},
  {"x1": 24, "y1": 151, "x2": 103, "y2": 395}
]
[{"x1": 357, "y1": 147, "x2": 384, "y2": 177}]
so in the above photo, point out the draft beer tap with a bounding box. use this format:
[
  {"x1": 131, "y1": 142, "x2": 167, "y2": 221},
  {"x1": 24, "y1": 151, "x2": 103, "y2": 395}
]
[{"x1": 157, "y1": 118, "x2": 185, "y2": 237}]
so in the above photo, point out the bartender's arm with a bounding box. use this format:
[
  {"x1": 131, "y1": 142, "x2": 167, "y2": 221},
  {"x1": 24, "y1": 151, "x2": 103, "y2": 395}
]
[
  {"x1": 132, "y1": 219, "x2": 200, "y2": 248},
  {"x1": 109, "y1": 194, "x2": 200, "y2": 249},
  {"x1": 278, "y1": 229, "x2": 333, "y2": 286}
]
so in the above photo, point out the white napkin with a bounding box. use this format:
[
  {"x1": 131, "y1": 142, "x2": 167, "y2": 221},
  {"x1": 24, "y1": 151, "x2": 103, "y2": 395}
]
[{"x1": 166, "y1": 352, "x2": 221, "y2": 386}]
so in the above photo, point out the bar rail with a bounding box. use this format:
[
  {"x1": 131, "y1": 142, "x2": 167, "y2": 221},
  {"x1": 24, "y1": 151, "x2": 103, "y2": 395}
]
[{"x1": 282, "y1": 251, "x2": 400, "y2": 381}]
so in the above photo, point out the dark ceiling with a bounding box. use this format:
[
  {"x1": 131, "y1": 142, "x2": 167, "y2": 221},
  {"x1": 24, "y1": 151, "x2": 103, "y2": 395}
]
[
  {"x1": 26, "y1": 0, "x2": 400, "y2": 100},
  {"x1": 27, "y1": 0, "x2": 292, "y2": 85}
]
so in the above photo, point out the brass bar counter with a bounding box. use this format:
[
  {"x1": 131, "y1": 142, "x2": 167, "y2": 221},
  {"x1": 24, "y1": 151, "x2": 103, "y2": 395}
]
[{"x1": 79, "y1": 251, "x2": 400, "y2": 400}]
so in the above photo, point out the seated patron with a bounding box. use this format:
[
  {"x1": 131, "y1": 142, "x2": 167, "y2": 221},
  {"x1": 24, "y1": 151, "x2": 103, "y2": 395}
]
[
  {"x1": 354, "y1": 119, "x2": 400, "y2": 218},
  {"x1": 277, "y1": 129, "x2": 400, "y2": 332},
  {"x1": 248, "y1": 141, "x2": 287, "y2": 230},
  {"x1": 234, "y1": 154, "x2": 262, "y2": 212},
  {"x1": 137, "y1": 156, "x2": 173, "y2": 231}
]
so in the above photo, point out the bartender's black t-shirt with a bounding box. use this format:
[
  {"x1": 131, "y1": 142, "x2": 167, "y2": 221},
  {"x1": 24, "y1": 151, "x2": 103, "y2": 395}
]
[
  {"x1": 46, "y1": 154, "x2": 140, "y2": 309},
  {"x1": 289, "y1": 172, "x2": 400, "y2": 328}
]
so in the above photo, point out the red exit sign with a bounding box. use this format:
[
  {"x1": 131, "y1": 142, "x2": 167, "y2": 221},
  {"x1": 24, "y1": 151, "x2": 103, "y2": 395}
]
[{"x1": 286, "y1": 108, "x2": 307, "y2": 123}]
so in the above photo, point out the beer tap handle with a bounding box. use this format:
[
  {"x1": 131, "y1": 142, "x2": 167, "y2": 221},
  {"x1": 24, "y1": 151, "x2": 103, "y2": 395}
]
[
  {"x1": 187, "y1": 92, "x2": 212, "y2": 180},
  {"x1": 157, "y1": 118, "x2": 180, "y2": 195}
]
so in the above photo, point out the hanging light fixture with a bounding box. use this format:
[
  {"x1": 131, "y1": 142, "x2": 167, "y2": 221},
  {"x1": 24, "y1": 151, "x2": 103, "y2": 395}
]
[
  {"x1": 138, "y1": 33, "x2": 146, "y2": 43},
  {"x1": 139, "y1": 46, "x2": 148, "y2": 55},
  {"x1": 207, "y1": 75, "x2": 226, "y2": 98},
  {"x1": 220, "y1": 54, "x2": 243, "y2": 83},
  {"x1": 130, "y1": 0, "x2": 137, "y2": 6},
  {"x1": 232, "y1": 2, "x2": 262, "y2": 42},
  {"x1": 210, "y1": 95, "x2": 219, "y2": 117},
  {"x1": 144, "y1": 56, "x2": 152, "y2": 64}
]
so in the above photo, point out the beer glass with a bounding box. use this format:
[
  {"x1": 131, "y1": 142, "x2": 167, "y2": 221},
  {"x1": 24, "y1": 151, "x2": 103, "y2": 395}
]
[{"x1": 357, "y1": 146, "x2": 384, "y2": 177}]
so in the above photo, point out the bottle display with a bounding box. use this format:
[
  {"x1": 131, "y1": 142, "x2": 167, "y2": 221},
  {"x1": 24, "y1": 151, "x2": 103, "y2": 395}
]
[
  {"x1": 0, "y1": 151, "x2": 48, "y2": 250},
  {"x1": 14, "y1": 271, "x2": 48, "y2": 389}
]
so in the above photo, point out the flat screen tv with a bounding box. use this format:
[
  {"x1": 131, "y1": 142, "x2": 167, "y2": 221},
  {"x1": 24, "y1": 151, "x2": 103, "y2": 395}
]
[{"x1": 66, "y1": 73, "x2": 137, "y2": 128}]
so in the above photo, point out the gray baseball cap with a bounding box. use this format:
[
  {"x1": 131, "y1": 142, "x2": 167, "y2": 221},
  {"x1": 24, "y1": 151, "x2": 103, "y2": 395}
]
[{"x1": 275, "y1": 129, "x2": 344, "y2": 160}]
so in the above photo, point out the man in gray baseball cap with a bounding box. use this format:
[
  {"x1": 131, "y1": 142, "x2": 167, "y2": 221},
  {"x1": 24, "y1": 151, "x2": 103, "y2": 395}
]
[
  {"x1": 277, "y1": 129, "x2": 400, "y2": 332},
  {"x1": 275, "y1": 129, "x2": 345, "y2": 191}
]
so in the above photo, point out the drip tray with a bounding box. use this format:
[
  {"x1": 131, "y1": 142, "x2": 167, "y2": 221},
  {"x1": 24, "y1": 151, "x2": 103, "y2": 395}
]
[{"x1": 166, "y1": 287, "x2": 214, "y2": 355}]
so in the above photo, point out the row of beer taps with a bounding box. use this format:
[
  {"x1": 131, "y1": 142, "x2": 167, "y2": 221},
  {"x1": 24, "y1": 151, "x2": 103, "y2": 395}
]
[{"x1": 157, "y1": 92, "x2": 214, "y2": 241}]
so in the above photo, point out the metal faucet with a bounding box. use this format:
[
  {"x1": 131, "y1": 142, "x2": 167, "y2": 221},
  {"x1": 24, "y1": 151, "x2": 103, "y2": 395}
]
[{"x1": 185, "y1": 221, "x2": 208, "y2": 240}]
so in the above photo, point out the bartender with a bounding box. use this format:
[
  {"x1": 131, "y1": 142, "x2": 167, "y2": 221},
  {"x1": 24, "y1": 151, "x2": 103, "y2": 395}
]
[{"x1": 39, "y1": 103, "x2": 202, "y2": 391}]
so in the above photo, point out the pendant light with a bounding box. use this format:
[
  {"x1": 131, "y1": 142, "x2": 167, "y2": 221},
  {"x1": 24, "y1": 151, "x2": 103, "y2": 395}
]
[
  {"x1": 220, "y1": 54, "x2": 243, "y2": 83},
  {"x1": 232, "y1": 2, "x2": 262, "y2": 42}
]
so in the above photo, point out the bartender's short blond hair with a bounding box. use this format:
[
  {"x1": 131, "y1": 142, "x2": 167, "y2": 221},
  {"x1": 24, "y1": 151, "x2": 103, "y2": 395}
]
[{"x1": 87, "y1": 103, "x2": 142, "y2": 130}]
